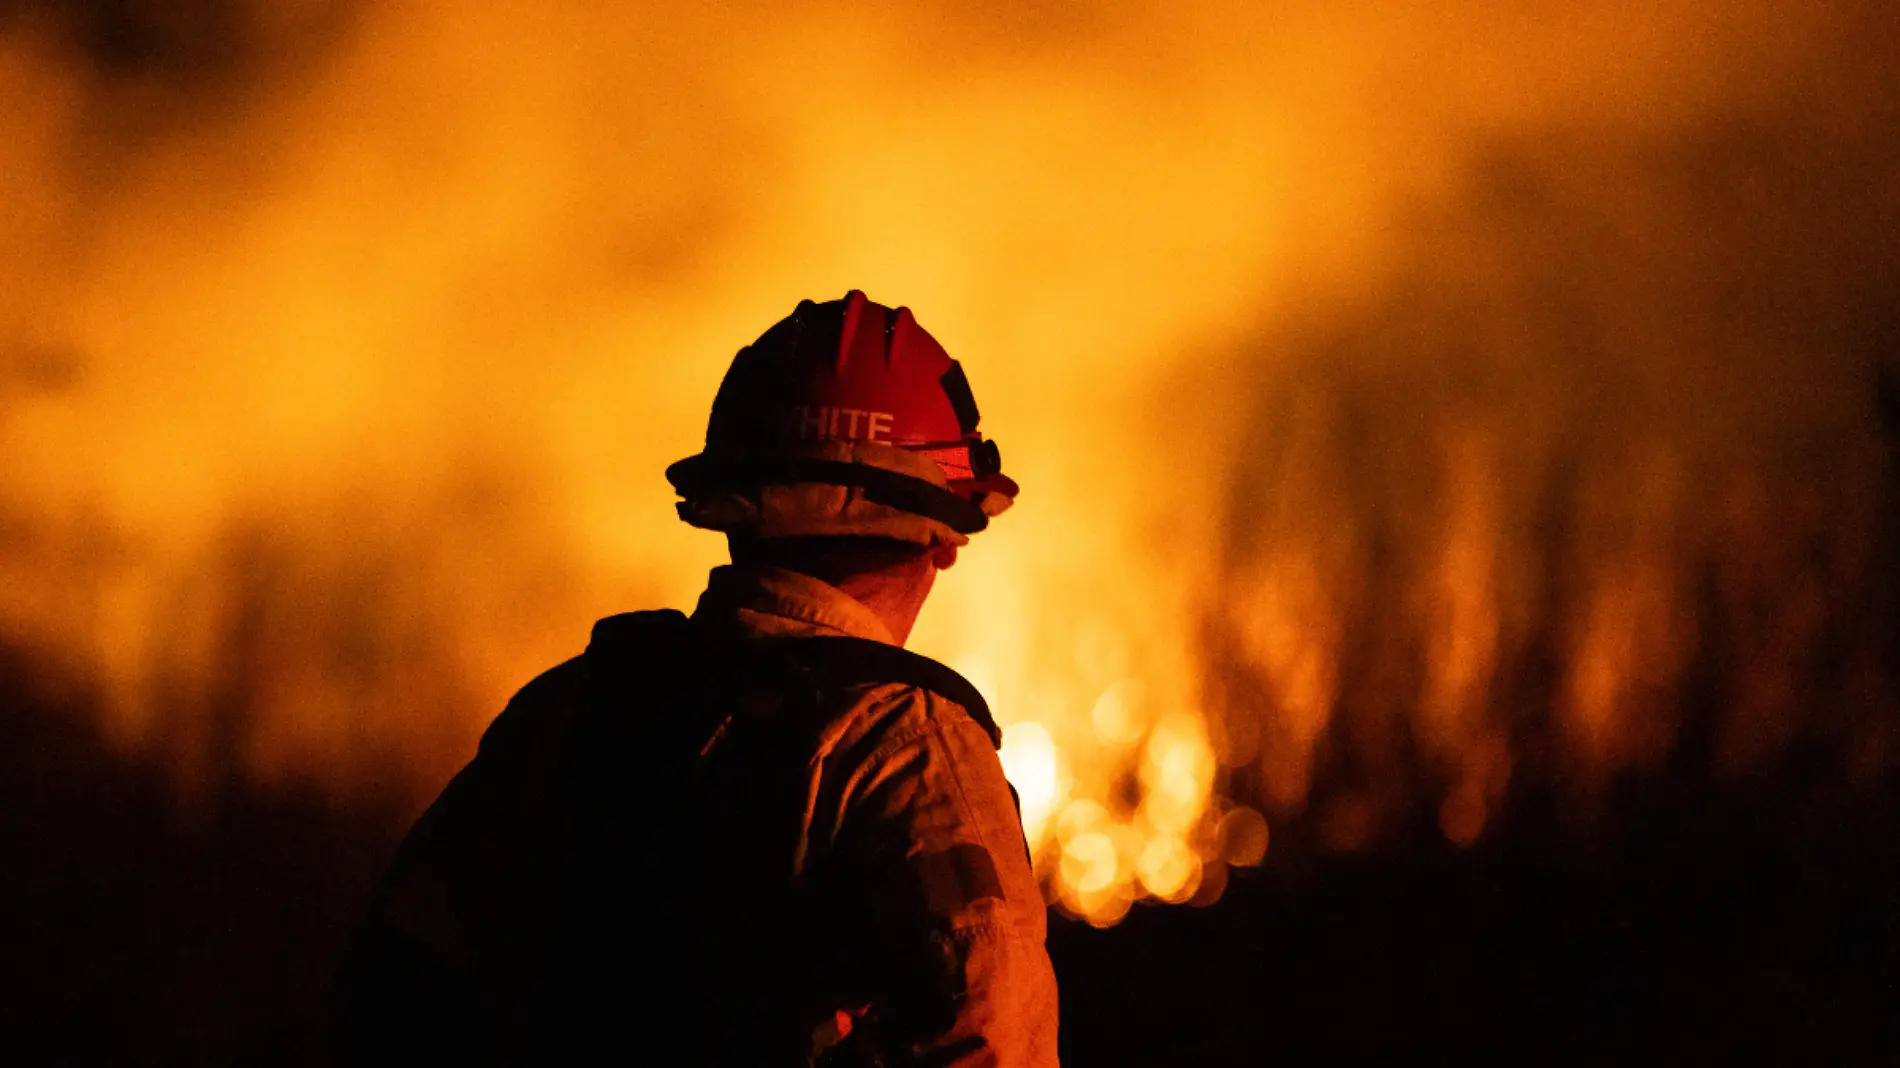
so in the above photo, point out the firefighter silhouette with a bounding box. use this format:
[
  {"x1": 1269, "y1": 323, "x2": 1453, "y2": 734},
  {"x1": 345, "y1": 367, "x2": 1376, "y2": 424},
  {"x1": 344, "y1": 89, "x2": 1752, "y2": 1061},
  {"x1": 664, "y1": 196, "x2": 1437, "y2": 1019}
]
[{"x1": 333, "y1": 292, "x2": 1059, "y2": 1066}]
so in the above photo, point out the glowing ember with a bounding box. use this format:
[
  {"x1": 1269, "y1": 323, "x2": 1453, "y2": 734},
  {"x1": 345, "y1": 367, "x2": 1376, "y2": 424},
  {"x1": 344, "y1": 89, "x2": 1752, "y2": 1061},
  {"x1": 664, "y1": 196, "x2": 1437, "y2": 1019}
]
[{"x1": 997, "y1": 720, "x2": 1061, "y2": 847}]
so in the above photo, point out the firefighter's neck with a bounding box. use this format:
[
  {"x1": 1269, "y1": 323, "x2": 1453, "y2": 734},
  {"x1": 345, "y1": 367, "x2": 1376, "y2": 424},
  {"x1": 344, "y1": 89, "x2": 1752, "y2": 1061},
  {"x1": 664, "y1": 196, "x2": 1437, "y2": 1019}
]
[
  {"x1": 727, "y1": 537, "x2": 960, "y2": 647},
  {"x1": 830, "y1": 563, "x2": 938, "y2": 647}
]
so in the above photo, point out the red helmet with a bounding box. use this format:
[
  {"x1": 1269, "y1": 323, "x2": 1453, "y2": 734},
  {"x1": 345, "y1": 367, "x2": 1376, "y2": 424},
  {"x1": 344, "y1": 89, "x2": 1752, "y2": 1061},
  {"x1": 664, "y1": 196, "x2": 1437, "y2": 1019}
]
[{"x1": 667, "y1": 291, "x2": 1017, "y2": 544}]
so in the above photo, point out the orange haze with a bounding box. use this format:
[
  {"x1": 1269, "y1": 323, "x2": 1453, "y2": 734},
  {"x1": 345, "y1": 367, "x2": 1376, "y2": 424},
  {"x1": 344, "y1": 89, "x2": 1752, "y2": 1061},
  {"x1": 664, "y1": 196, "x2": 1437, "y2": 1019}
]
[{"x1": 3, "y1": 0, "x2": 1896, "y2": 923}]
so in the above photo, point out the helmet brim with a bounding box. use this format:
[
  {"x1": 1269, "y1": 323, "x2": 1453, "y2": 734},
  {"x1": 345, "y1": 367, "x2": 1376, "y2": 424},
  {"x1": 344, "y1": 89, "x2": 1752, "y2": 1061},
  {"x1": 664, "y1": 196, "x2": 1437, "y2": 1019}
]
[{"x1": 667, "y1": 453, "x2": 994, "y2": 535}]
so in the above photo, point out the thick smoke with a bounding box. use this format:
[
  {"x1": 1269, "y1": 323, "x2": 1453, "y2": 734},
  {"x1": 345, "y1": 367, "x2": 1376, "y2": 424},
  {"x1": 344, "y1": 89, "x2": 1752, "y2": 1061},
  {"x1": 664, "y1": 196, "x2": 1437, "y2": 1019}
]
[
  {"x1": 2, "y1": 1, "x2": 1895, "y2": 901},
  {"x1": 1214, "y1": 121, "x2": 1900, "y2": 851}
]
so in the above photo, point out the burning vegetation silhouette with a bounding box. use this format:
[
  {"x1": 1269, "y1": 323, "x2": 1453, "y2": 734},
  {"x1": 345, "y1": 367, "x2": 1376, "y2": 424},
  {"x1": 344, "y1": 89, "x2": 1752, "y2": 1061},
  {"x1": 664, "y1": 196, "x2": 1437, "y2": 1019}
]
[{"x1": 2, "y1": 0, "x2": 1897, "y2": 1063}]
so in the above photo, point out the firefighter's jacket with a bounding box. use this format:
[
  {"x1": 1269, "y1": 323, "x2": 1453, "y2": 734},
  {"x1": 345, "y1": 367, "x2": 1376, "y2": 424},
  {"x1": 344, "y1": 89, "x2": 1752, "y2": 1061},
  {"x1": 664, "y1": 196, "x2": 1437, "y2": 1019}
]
[{"x1": 333, "y1": 563, "x2": 1060, "y2": 1066}]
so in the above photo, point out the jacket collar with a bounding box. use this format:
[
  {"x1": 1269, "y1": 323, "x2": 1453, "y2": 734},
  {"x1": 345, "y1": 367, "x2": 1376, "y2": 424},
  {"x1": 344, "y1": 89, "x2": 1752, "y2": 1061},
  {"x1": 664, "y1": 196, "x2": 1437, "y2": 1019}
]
[{"x1": 690, "y1": 563, "x2": 897, "y2": 646}]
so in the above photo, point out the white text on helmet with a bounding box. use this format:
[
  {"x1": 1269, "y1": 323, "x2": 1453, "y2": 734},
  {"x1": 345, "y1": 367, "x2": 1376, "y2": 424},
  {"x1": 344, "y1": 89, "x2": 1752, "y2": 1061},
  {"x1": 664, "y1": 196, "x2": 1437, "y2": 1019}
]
[{"x1": 787, "y1": 406, "x2": 895, "y2": 443}]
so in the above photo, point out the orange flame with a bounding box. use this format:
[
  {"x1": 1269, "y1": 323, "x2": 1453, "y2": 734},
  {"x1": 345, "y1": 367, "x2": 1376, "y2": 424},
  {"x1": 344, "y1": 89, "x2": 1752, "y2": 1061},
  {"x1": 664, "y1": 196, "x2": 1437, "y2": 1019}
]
[{"x1": 3, "y1": 0, "x2": 1897, "y2": 924}]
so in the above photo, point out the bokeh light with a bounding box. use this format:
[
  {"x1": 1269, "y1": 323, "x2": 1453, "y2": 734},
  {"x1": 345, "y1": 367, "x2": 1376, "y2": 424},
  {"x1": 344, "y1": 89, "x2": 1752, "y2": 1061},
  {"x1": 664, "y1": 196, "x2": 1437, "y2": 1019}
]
[{"x1": 2, "y1": 0, "x2": 1897, "y2": 926}]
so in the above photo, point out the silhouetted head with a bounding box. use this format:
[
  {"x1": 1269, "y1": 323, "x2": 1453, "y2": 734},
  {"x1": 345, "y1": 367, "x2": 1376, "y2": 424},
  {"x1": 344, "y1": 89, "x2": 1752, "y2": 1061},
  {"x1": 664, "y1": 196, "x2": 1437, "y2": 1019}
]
[{"x1": 667, "y1": 290, "x2": 1018, "y2": 550}]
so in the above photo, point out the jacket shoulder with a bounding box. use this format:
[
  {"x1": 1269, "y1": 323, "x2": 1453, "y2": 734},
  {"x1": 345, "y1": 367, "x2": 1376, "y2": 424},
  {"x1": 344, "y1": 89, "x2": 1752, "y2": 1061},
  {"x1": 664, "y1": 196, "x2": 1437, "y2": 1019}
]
[
  {"x1": 474, "y1": 655, "x2": 588, "y2": 759},
  {"x1": 747, "y1": 636, "x2": 1001, "y2": 749},
  {"x1": 476, "y1": 608, "x2": 691, "y2": 757}
]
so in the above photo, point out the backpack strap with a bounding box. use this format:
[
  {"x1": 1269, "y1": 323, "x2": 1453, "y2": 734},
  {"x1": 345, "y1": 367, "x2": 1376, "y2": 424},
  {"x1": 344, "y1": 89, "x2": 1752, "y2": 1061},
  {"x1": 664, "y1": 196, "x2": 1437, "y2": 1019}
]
[
  {"x1": 584, "y1": 612, "x2": 1001, "y2": 750},
  {"x1": 741, "y1": 636, "x2": 1001, "y2": 750}
]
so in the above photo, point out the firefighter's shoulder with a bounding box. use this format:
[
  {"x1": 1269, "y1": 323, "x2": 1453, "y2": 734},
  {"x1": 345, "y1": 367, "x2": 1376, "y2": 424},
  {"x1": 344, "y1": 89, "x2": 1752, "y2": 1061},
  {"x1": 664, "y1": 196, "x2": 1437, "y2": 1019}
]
[
  {"x1": 473, "y1": 655, "x2": 590, "y2": 763},
  {"x1": 830, "y1": 681, "x2": 991, "y2": 756},
  {"x1": 775, "y1": 635, "x2": 1001, "y2": 755}
]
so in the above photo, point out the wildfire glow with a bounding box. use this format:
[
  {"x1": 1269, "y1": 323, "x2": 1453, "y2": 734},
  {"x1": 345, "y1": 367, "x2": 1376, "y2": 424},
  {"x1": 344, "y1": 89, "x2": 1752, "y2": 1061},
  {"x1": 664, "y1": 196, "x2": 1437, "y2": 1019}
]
[{"x1": 3, "y1": 0, "x2": 1897, "y2": 925}]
